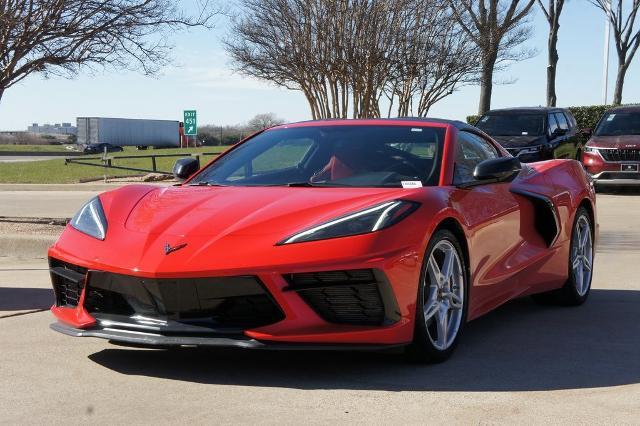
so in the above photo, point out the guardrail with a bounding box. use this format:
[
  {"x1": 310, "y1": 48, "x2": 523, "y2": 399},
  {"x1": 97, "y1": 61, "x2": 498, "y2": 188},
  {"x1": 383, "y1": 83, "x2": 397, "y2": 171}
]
[{"x1": 65, "y1": 152, "x2": 218, "y2": 175}]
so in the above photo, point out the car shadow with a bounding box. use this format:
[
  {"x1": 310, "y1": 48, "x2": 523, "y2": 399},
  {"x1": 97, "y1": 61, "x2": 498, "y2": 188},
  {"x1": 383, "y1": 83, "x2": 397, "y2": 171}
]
[
  {"x1": 88, "y1": 289, "x2": 640, "y2": 392},
  {"x1": 0, "y1": 287, "x2": 54, "y2": 311}
]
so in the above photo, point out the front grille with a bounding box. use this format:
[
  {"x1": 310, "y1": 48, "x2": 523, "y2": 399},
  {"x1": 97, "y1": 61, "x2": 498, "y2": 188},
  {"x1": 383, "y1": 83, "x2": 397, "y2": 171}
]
[
  {"x1": 83, "y1": 272, "x2": 284, "y2": 332},
  {"x1": 599, "y1": 149, "x2": 640, "y2": 162},
  {"x1": 285, "y1": 269, "x2": 395, "y2": 326},
  {"x1": 49, "y1": 258, "x2": 87, "y2": 307}
]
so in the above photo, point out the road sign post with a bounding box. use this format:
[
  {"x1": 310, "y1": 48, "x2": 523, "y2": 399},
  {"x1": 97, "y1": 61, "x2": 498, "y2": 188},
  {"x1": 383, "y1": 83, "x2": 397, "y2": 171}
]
[{"x1": 184, "y1": 110, "x2": 197, "y2": 147}]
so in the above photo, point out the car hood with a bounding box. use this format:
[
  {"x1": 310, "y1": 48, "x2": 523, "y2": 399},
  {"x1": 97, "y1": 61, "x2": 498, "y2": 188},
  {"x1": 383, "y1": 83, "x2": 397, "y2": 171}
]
[
  {"x1": 490, "y1": 135, "x2": 547, "y2": 148},
  {"x1": 588, "y1": 135, "x2": 640, "y2": 149},
  {"x1": 53, "y1": 184, "x2": 429, "y2": 275},
  {"x1": 121, "y1": 185, "x2": 411, "y2": 240}
]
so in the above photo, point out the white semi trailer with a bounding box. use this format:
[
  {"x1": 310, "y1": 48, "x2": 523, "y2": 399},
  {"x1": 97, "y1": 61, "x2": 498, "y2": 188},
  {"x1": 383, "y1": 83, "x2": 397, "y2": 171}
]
[{"x1": 77, "y1": 117, "x2": 181, "y2": 148}]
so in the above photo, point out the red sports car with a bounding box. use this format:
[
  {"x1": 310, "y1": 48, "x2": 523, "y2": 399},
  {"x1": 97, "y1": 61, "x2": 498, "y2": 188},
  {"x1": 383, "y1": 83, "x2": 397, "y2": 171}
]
[
  {"x1": 582, "y1": 105, "x2": 640, "y2": 185},
  {"x1": 49, "y1": 119, "x2": 597, "y2": 362}
]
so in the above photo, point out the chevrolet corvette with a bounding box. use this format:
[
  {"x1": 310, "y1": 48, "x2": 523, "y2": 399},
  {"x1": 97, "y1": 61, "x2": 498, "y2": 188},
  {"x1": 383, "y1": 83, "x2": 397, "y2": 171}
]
[{"x1": 49, "y1": 119, "x2": 597, "y2": 362}]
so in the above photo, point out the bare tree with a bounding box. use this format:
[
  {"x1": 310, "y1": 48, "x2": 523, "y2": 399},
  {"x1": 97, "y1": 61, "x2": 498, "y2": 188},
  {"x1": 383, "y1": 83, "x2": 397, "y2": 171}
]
[
  {"x1": 227, "y1": 0, "x2": 473, "y2": 119},
  {"x1": 0, "y1": 0, "x2": 220, "y2": 104},
  {"x1": 449, "y1": 0, "x2": 536, "y2": 115},
  {"x1": 247, "y1": 113, "x2": 285, "y2": 131},
  {"x1": 385, "y1": 2, "x2": 481, "y2": 117},
  {"x1": 538, "y1": 0, "x2": 565, "y2": 106},
  {"x1": 591, "y1": 0, "x2": 640, "y2": 105}
]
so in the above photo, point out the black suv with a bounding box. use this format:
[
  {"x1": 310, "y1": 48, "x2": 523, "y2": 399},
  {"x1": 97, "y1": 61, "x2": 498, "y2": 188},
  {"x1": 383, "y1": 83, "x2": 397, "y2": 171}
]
[{"x1": 475, "y1": 107, "x2": 586, "y2": 162}]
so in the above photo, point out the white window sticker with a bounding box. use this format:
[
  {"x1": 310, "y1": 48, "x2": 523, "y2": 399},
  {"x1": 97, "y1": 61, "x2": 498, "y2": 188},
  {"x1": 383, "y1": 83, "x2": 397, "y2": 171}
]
[
  {"x1": 411, "y1": 128, "x2": 423, "y2": 132},
  {"x1": 607, "y1": 114, "x2": 616, "y2": 121},
  {"x1": 401, "y1": 181, "x2": 423, "y2": 189},
  {"x1": 521, "y1": 132, "x2": 529, "y2": 135}
]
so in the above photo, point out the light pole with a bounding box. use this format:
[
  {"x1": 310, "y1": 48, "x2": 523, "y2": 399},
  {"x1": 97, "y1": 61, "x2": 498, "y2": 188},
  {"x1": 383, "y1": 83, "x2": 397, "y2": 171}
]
[{"x1": 602, "y1": 0, "x2": 612, "y2": 105}]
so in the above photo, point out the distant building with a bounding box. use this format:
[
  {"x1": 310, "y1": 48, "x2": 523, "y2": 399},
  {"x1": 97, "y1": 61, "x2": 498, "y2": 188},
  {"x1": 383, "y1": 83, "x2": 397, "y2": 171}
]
[{"x1": 28, "y1": 122, "x2": 77, "y2": 135}]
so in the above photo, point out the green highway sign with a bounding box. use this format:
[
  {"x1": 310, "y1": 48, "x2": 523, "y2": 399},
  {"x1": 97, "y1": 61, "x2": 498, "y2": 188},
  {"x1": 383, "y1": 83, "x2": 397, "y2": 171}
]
[{"x1": 183, "y1": 110, "x2": 197, "y2": 136}]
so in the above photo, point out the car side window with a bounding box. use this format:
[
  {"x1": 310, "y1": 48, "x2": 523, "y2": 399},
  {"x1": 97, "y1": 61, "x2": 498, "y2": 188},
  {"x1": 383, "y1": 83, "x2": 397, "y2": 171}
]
[
  {"x1": 548, "y1": 114, "x2": 559, "y2": 135},
  {"x1": 564, "y1": 111, "x2": 577, "y2": 129},
  {"x1": 555, "y1": 113, "x2": 569, "y2": 131},
  {"x1": 454, "y1": 132, "x2": 500, "y2": 185}
]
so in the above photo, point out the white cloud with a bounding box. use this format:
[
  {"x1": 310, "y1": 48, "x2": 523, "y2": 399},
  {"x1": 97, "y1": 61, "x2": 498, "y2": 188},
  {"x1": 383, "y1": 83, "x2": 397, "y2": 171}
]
[{"x1": 181, "y1": 66, "x2": 284, "y2": 91}]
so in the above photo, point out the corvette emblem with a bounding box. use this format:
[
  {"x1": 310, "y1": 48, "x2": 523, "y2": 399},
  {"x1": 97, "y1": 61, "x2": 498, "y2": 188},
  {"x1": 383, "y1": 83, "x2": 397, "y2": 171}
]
[{"x1": 164, "y1": 242, "x2": 187, "y2": 255}]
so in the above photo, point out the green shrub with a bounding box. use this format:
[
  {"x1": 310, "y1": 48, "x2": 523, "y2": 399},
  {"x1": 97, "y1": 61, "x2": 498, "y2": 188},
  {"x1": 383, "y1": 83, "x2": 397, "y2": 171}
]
[
  {"x1": 466, "y1": 115, "x2": 480, "y2": 125},
  {"x1": 567, "y1": 105, "x2": 615, "y2": 131}
]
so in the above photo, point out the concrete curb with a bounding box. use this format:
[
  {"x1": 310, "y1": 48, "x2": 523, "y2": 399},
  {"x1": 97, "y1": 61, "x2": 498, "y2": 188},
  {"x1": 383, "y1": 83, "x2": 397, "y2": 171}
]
[
  {"x1": 0, "y1": 183, "x2": 126, "y2": 191},
  {"x1": 0, "y1": 151, "x2": 82, "y2": 157},
  {"x1": 0, "y1": 234, "x2": 56, "y2": 260},
  {"x1": 0, "y1": 183, "x2": 171, "y2": 191}
]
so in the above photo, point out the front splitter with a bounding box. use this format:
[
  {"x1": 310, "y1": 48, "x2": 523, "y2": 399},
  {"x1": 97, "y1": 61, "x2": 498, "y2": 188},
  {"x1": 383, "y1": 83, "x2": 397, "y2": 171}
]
[{"x1": 50, "y1": 322, "x2": 405, "y2": 351}]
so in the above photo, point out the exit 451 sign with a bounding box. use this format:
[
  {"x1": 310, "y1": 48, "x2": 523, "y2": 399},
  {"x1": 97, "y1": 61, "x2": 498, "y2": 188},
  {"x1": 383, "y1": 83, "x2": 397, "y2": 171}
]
[{"x1": 183, "y1": 110, "x2": 197, "y2": 136}]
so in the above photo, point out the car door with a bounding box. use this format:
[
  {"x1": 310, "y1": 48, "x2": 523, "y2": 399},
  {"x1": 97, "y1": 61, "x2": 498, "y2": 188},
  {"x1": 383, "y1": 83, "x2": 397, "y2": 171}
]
[
  {"x1": 560, "y1": 110, "x2": 584, "y2": 159},
  {"x1": 449, "y1": 131, "x2": 528, "y2": 318},
  {"x1": 553, "y1": 111, "x2": 580, "y2": 160}
]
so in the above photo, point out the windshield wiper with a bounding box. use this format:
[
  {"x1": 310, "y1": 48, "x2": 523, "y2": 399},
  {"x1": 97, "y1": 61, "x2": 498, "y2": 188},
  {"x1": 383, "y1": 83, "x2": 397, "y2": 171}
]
[
  {"x1": 286, "y1": 181, "x2": 318, "y2": 187},
  {"x1": 285, "y1": 181, "x2": 353, "y2": 187},
  {"x1": 187, "y1": 181, "x2": 227, "y2": 187}
]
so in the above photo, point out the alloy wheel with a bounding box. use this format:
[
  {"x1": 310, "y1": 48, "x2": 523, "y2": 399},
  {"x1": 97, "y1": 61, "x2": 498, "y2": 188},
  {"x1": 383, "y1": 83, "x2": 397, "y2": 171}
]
[
  {"x1": 422, "y1": 240, "x2": 465, "y2": 351},
  {"x1": 572, "y1": 215, "x2": 593, "y2": 296}
]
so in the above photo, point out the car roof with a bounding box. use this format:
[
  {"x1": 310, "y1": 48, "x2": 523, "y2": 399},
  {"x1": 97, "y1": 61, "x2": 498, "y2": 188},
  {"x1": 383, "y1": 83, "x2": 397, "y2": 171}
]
[
  {"x1": 273, "y1": 117, "x2": 475, "y2": 131},
  {"x1": 605, "y1": 105, "x2": 640, "y2": 113},
  {"x1": 483, "y1": 107, "x2": 567, "y2": 115}
]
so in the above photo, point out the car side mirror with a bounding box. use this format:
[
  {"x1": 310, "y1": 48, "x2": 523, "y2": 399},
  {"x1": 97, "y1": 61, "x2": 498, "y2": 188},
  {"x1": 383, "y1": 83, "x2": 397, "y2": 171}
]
[
  {"x1": 173, "y1": 157, "x2": 200, "y2": 180},
  {"x1": 552, "y1": 128, "x2": 568, "y2": 137},
  {"x1": 580, "y1": 128, "x2": 593, "y2": 137},
  {"x1": 473, "y1": 157, "x2": 522, "y2": 182}
]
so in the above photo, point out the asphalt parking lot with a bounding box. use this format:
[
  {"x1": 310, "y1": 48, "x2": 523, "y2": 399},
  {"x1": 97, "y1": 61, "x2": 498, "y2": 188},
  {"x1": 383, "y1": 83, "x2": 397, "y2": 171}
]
[{"x1": 1, "y1": 188, "x2": 639, "y2": 424}]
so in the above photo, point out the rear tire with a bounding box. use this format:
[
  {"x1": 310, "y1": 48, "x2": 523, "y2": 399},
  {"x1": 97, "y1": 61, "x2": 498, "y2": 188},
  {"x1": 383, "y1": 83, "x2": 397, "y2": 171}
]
[
  {"x1": 406, "y1": 229, "x2": 469, "y2": 363},
  {"x1": 532, "y1": 206, "x2": 594, "y2": 306}
]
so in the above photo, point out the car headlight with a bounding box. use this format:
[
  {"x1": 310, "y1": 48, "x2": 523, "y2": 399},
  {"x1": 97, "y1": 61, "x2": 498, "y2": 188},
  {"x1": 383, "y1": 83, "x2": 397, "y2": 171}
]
[
  {"x1": 278, "y1": 200, "x2": 419, "y2": 245},
  {"x1": 584, "y1": 146, "x2": 599, "y2": 154},
  {"x1": 70, "y1": 197, "x2": 107, "y2": 240}
]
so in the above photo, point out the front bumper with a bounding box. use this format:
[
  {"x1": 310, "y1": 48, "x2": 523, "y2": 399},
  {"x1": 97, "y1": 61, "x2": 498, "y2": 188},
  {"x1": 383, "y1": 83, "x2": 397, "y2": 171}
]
[
  {"x1": 48, "y1": 253, "x2": 415, "y2": 348},
  {"x1": 591, "y1": 173, "x2": 640, "y2": 185}
]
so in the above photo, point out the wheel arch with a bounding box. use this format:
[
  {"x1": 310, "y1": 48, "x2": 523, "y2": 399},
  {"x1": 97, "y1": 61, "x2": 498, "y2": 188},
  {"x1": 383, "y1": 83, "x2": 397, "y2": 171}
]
[
  {"x1": 434, "y1": 217, "x2": 470, "y2": 273},
  {"x1": 578, "y1": 198, "x2": 595, "y2": 226},
  {"x1": 578, "y1": 197, "x2": 596, "y2": 241}
]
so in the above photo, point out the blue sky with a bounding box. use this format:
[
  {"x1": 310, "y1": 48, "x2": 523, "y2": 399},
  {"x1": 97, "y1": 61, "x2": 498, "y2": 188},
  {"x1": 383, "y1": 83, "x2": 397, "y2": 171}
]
[{"x1": 0, "y1": 2, "x2": 637, "y2": 131}]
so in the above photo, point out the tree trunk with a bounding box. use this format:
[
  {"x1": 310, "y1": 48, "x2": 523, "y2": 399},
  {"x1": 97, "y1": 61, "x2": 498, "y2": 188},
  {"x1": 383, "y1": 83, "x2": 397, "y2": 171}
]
[
  {"x1": 613, "y1": 63, "x2": 627, "y2": 105},
  {"x1": 478, "y1": 58, "x2": 495, "y2": 115},
  {"x1": 547, "y1": 27, "x2": 559, "y2": 106}
]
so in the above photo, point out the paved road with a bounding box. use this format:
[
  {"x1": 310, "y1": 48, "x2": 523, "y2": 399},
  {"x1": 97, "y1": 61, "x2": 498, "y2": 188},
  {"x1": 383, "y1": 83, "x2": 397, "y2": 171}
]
[
  {"x1": 0, "y1": 184, "x2": 168, "y2": 218},
  {"x1": 0, "y1": 190, "x2": 101, "y2": 218},
  {"x1": 1, "y1": 192, "x2": 639, "y2": 424},
  {"x1": 0, "y1": 156, "x2": 68, "y2": 163}
]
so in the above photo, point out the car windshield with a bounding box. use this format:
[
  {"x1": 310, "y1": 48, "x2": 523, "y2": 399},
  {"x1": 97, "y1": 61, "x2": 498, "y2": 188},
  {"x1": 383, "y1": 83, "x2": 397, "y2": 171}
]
[
  {"x1": 476, "y1": 113, "x2": 546, "y2": 136},
  {"x1": 190, "y1": 125, "x2": 445, "y2": 188},
  {"x1": 595, "y1": 112, "x2": 640, "y2": 136}
]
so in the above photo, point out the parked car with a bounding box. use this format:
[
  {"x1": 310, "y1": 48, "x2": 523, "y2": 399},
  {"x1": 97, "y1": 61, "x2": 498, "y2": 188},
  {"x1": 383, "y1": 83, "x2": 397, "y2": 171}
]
[
  {"x1": 82, "y1": 143, "x2": 124, "y2": 154},
  {"x1": 582, "y1": 105, "x2": 640, "y2": 185},
  {"x1": 48, "y1": 118, "x2": 596, "y2": 363},
  {"x1": 475, "y1": 107, "x2": 586, "y2": 162}
]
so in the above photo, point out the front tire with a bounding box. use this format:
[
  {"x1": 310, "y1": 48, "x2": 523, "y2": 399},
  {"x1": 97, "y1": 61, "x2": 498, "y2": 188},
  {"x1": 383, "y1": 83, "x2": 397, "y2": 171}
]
[{"x1": 407, "y1": 229, "x2": 469, "y2": 363}]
